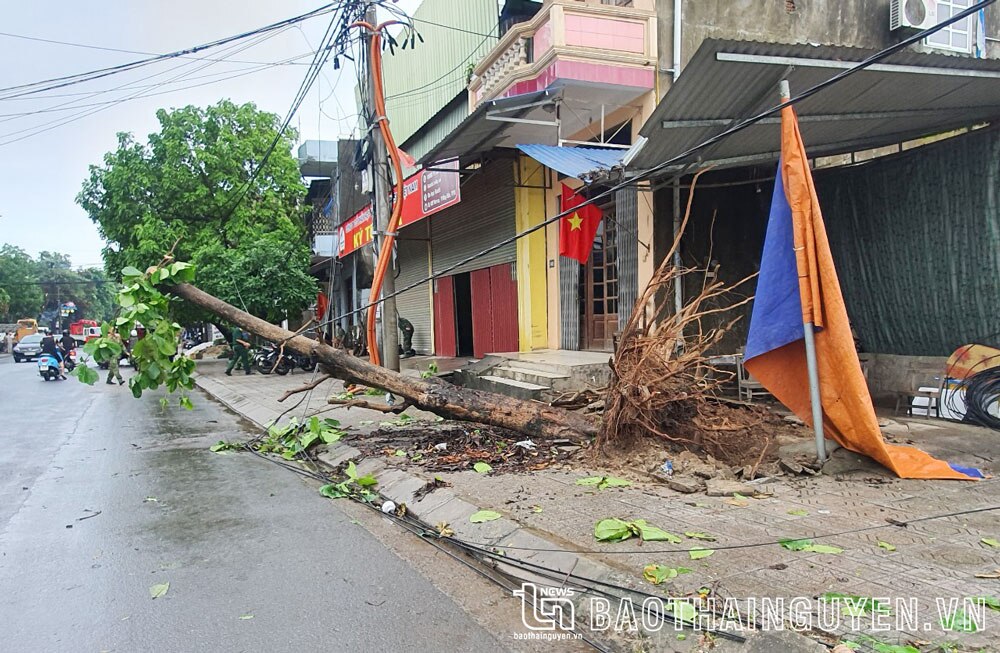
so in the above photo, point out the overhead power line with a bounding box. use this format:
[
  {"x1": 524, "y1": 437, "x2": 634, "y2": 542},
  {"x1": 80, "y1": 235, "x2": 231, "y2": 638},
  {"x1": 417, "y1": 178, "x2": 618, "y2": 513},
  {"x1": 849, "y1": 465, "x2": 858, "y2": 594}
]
[
  {"x1": 0, "y1": 1, "x2": 350, "y2": 100},
  {"x1": 0, "y1": 30, "x2": 314, "y2": 66}
]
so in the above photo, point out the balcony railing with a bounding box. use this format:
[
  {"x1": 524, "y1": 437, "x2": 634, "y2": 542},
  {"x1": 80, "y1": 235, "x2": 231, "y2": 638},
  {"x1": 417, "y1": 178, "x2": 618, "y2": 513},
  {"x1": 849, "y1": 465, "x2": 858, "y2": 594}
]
[{"x1": 469, "y1": 0, "x2": 656, "y2": 108}]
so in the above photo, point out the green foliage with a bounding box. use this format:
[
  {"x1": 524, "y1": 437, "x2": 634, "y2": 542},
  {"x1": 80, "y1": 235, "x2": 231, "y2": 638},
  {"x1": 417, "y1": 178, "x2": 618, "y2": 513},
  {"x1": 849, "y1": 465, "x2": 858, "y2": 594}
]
[
  {"x1": 594, "y1": 518, "x2": 682, "y2": 544},
  {"x1": 255, "y1": 416, "x2": 346, "y2": 460},
  {"x1": 0, "y1": 245, "x2": 118, "y2": 323},
  {"x1": 779, "y1": 538, "x2": 844, "y2": 554},
  {"x1": 76, "y1": 261, "x2": 195, "y2": 408},
  {"x1": 420, "y1": 362, "x2": 439, "y2": 378},
  {"x1": 575, "y1": 476, "x2": 631, "y2": 490},
  {"x1": 0, "y1": 244, "x2": 44, "y2": 321},
  {"x1": 71, "y1": 364, "x2": 100, "y2": 385},
  {"x1": 319, "y1": 459, "x2": 378, "y2": 501},
  {"x1": 76, "y1": 100, "x2": 313, "y2": 323}
]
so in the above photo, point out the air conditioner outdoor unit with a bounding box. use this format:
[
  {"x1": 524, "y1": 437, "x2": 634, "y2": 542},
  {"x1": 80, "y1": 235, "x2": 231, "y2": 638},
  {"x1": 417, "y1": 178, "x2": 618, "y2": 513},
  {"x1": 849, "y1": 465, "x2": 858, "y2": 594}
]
[{"x1": 890, "y1": 0, "x2": 937, "y2": 31}]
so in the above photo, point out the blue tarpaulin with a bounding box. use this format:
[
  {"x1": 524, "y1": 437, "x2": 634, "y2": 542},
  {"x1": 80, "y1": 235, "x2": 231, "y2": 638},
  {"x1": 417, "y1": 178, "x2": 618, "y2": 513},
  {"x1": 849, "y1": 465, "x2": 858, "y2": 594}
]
[{"x1": 516, "y1": 144, "x2": 624, "y2": 181}]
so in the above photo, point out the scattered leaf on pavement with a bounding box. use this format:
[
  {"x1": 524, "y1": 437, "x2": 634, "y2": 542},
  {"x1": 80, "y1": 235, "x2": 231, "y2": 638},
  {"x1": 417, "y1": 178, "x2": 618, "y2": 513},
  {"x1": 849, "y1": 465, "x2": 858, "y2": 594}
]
[
  {"x1": 787, "y1": 509, "x2": 809, "y2": 516},
  {"x1": 594, "y1": 518, "x2": 634, "y2": 542},
  {"x1": 473, "y1": 462, "x2": 493, "y2": 474},
  {"x1": 575, "y1": 476, "x2": 631, "y2": 490},
  {"x1": 435, "y1": 521, "x2": 454, "y2": 537},
  {"x1": 239, "y1": 614, "x2": 254, "y2": 620},
  {"x1": 633, "y1": 519, "x2": 682, "y2": 543},
  {"x1": 779, "y1": 538, "x2": 842, "y2": 554},
  {"x1": 684, "y1": 531, "x2": 717, "y2": 542},
  {"x1": 530, "y1": 505, "x2": 543, "y2": 513},
  {"x1": 149, "y1": 582, "x2": 169, "y2": 599},
  {"x1": 975, "y1": 569, "x2": 1000, "y2": 579},
  {"x1": 688, "y1": 547, "x2": 715, "y2": 560},
  {"x1": 470, "y1": 510, "x2": 502, "y2": 523},
  {"x1": 877, "y1": 541, "x2": 896, "y2": 552},
  {"x1": 981, "y1": 538, "x2": 1000, "y2": 548},
  {"x1": 643, "y1": 564, "x2": 692, "y2": 585},
  {"x1": 941, "y1": 608, "x2": 979, "y2": 632}
]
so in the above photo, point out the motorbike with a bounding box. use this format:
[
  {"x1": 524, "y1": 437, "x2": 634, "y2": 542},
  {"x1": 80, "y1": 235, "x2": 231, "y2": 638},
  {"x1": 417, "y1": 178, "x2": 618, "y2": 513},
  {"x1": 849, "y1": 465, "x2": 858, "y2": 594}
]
[
  {"x1": 37, "y1": 353, "x2": 65, "y2": 381},
  {"x1": 253, "y1": 344, "x2": 293, "y2": 376},
  {"x1": 253, "y1": 343, "x2": 315, "y2": 375}
]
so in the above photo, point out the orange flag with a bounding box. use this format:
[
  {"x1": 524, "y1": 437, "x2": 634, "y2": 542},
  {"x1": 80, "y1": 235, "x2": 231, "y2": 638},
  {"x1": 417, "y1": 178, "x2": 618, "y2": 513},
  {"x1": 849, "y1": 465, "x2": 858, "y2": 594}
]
[{"x1": 743, "y1": 105, "x2": 980, "y2": 480}]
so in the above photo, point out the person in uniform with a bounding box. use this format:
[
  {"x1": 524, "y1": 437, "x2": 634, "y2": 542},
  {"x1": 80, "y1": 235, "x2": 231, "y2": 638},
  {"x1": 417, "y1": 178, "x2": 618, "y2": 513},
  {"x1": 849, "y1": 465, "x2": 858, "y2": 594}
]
[{"x1": 398, "y1": 317, "x2": 416, "y2": 358}]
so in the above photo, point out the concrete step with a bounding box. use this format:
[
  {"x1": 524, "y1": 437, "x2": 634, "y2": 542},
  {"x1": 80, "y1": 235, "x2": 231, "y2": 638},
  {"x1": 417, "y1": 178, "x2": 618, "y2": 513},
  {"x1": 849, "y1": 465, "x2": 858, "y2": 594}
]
[
  {"x1": 492, "y1": 365, "x2": 570, "y2": 389},
  {"x1": 471, "y1": 375, "x2": 548, "y2": 401}
]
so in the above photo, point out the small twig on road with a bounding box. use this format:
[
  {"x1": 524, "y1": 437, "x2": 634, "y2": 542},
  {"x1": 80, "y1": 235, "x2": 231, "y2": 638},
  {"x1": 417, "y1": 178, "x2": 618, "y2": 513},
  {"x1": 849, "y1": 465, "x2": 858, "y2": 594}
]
[{"x1": 76, "y1": 510, "x2": 102, "y2": 521}]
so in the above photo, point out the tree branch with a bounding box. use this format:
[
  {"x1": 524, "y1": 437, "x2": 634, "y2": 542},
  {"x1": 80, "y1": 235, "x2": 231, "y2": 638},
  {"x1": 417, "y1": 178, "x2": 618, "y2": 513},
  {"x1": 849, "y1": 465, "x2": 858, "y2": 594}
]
[{"x1": 277, "y1": 374, "x2": 334, "y2": 402}]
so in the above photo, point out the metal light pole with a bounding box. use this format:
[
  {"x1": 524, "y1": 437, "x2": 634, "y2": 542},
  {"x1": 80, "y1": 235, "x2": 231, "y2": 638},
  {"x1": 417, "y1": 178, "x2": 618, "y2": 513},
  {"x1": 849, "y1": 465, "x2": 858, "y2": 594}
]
[{"x1": 780, "y1": 79, "x2": 826, "y2": 463}]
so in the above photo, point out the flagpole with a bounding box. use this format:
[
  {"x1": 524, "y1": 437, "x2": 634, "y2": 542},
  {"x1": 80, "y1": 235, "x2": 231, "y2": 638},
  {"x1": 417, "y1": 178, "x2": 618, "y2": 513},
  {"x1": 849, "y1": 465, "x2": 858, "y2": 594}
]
[{"x1": 780, "y1": 79, "x2": 827, "y2": 464}]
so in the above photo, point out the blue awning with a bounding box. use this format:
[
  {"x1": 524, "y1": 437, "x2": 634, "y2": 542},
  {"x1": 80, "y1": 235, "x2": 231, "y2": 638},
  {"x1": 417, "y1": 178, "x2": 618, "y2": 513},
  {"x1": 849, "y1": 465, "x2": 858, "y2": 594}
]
[{"x1": 516, "y1": 144, "x2": 625, "y2": 181}]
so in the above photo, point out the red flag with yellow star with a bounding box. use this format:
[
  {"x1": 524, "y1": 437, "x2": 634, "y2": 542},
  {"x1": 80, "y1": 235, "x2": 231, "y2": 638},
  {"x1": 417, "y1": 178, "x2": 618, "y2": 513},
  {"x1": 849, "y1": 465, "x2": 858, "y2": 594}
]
[{"x1": 559, "y1": 184, "x2": 602, "y2": 263}]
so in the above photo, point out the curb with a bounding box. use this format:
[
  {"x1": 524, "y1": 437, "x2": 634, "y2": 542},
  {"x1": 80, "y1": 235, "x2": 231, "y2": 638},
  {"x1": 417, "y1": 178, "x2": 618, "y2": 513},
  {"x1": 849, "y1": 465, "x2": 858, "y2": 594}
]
[{"x1": 193, "y1": 370, "x2": 826, "y2": 652}]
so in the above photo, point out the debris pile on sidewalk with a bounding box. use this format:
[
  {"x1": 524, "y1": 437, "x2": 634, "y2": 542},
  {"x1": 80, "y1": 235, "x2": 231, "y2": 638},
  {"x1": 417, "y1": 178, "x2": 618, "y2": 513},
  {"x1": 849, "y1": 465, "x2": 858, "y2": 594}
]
[{"x1": 349, "y1": 421, "x2": 581, "y2": 473}]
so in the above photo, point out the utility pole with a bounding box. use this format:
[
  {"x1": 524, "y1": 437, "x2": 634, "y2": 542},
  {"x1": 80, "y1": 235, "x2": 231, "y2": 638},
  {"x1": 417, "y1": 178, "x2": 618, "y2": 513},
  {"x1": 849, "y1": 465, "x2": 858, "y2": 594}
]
[{"x1": 364, "y1": 2, "x2": 399, "y2": 371}]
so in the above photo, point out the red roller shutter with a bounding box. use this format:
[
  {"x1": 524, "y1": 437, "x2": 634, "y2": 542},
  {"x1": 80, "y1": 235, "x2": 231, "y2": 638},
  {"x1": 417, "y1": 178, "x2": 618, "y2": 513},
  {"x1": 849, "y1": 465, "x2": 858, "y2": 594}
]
[
  {"x1": 470, "y1": 267, "x2": 494, "y2": 358},
  {"x1": 489, "y1": 263, "x2": 519, "y2": 353},
  {"x1": 433, "y1": 276, "x2": 457, "y2": 357}
]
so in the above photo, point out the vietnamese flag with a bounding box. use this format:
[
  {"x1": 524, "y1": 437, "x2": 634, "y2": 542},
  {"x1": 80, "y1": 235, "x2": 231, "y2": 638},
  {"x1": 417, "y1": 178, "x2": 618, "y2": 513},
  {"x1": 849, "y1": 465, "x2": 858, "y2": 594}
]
[
  {"x1": 743, "y1": 103, "x2": 981, "y2": 480},
  {"x1": 559, "y1": 184, "x2": 602, "y2": 264}
]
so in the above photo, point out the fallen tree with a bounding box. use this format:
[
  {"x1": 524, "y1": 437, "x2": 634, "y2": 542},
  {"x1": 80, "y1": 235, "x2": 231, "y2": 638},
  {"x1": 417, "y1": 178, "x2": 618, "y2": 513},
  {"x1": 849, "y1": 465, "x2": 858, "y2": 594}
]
[{"x1": 169, "y1": 282, "x2": 599, "y2": 442}]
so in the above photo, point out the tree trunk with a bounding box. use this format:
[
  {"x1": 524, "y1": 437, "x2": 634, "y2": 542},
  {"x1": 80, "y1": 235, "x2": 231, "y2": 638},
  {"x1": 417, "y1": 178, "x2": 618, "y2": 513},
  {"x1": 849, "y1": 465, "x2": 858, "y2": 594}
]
[{"x1": 170, "y1": 283, "x2": 598, "y2": 442}]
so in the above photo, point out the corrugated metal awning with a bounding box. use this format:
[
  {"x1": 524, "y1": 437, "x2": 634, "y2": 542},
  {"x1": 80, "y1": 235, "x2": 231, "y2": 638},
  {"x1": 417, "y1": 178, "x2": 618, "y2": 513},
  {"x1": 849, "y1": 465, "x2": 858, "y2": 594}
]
[
  {"x1": 632, "y1": 39, "x2": 1000, "y2": 172},
  {"x1": 516, "y1": 144, "x2": 626, "y2": 181},
  {"x1": 418, "y1": 90, "x2": 560, "y2": 165}
]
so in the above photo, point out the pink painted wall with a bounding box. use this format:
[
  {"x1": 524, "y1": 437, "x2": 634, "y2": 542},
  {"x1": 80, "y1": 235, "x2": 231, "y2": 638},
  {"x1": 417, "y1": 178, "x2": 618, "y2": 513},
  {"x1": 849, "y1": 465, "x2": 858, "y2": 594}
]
[
  {"x1": 564, "y1": 15, "x2": 645, "y2": 54},
  {"x1": 533, "y1": 20, "x2": 551, "y2": 61},
  {"x1": 499, "y1": 59, "x2": 653, "y2": 100}
]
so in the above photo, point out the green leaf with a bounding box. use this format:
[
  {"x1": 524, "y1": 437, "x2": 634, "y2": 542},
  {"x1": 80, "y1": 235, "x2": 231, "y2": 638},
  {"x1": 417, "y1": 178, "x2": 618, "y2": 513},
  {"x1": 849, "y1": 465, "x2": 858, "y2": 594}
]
[
  {"x1": 688, "y1": 547, "x2": 715, "y2": 560},
  {"x1": 149, "y1": 582, "x2": 169, "y2": 599},
  {"x1": 633, "y1": 520, "x2": 682, "y2": 543},
  {"x1": 643, "y1": 564, "x2": 692, "y2": 585},
  {"x1": 345, "y1": 461, "x2": 358, "y2": 480},
  {"x1": 121, "y1": 266, "x2": 142, "y2": 278},
  {"x1": 575, "y1": 476, "x2": 631, "y2": 489},
  {"x1": 470, "y1": 510, "x2": 502, "y2": 523},
  {"x1": 941, "y1": 608, "x2": 979, "y2": 632},
  {"x1": 319, "y1": 483, "x2": 348, "y2": 499},
  {"x1": 178, "y1": 396, "x2": 193, "y2": 411},
  {"x1": 982, "y1": 537, "x2": 1000, "y2": 548},
  {"x1": 971, "y1": 596, "x2": 1000, "y2": 612},
  {"x1": 473, "y1": 462, "x2": 492, "y2": 474},
  {"x1": 394, "y1": 450, "x2": 407, "y2": 457},
  {"x1": 209, "y1": 441, "x2": 239, "y2": 453},
  {"x1": 806, "y1": 544, "x2": 843, "y2": 555},
  {"x1": 665, "y1": 599, "x2": 699, "y2": 623},
  {"x1": 684, "y1": 531, "x2": 717, "y2": 541},
  {"x1": 779, "y1": 538, "x2": 813, "y2": 551},
  {"x1": 355, "y1": 475, "x2": 378, "y2": 488},
  {"x1": 71, "y1": 364, "x2": 99, "y2": 386},
  {"x1": 594, "y1": 518, "x2": 634, "y2": 542},
  {"x1": 238, "y1": 614, "x2": 254, "y2": 620},
  {"x1": 877, "y1": 540, "x2": 896, "y2": 552},
  {"x1": 786, "y1": 509, "x2": 809, "y2": 516},
  {"x1": 320, "y1": 429, "x2": 344, "y2": 444}
]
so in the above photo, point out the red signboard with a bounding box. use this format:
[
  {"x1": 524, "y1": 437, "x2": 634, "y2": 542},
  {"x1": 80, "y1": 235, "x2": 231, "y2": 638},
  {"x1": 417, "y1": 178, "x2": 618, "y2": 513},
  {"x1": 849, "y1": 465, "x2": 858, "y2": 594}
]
[{"x1": 338, "y1": 161, "x2": 461, "y2": 258}]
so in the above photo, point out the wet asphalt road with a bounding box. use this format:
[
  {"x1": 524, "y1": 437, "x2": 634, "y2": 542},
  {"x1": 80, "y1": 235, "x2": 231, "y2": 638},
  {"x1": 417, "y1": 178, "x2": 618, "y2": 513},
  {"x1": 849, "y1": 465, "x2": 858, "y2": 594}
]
[{"x1": 0, "y1": 356, "x2": 506, "y2": 652}]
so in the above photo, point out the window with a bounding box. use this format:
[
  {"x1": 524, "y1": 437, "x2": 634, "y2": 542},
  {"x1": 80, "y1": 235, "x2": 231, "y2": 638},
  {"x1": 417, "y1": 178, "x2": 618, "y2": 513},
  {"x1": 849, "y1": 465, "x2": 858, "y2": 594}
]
[{"x1": 926, "y1": 0, "x2": 974, "y2": 53}]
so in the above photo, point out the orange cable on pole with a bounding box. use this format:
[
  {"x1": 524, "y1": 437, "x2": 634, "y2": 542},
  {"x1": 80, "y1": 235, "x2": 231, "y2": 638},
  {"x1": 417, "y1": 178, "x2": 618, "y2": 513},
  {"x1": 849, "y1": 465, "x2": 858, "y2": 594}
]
[{"x1": 351, "y1": 19, "x2": 404, "y2": 367}]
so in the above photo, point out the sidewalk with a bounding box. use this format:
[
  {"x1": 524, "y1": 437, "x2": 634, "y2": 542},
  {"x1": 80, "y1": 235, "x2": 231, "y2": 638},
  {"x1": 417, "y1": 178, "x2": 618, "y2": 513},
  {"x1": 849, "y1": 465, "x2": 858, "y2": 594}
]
[{"x1": 194, "y1": 361, "x2": 1000, "y2": 652}]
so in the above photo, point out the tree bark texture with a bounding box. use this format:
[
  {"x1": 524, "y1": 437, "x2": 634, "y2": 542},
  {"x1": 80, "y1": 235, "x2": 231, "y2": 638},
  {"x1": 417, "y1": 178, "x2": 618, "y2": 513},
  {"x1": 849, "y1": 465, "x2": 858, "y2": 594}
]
[{"x1": 171, "y1": 283, "x2": 598, "y2": 442}]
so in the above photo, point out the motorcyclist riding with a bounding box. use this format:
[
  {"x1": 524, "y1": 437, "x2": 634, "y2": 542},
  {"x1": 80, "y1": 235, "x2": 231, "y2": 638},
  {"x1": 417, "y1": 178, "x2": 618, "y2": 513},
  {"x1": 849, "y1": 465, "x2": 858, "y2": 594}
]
[{"x1": 40, "y1": 333, "x2": 66, "y2": 380}]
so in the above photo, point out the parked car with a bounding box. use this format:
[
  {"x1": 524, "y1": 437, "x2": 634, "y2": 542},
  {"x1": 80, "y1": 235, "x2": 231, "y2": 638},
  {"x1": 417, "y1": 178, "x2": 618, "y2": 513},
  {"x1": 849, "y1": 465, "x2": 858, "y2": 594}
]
[{"x1": 13, "y1": 334, "x2": 44, "y2": 362}]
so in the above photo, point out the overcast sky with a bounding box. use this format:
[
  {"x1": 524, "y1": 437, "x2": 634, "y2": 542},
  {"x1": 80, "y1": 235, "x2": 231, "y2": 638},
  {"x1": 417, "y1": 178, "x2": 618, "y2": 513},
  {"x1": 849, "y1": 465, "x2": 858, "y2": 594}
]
[{"x1": 0, "y1": 0, "x2": 422, "y2": 269}]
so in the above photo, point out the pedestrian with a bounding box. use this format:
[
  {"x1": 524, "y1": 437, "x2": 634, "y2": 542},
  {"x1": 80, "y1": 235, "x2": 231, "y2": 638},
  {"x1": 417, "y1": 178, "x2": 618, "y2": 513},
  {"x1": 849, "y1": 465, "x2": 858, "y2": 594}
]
[
  {"x1": 106, "y1": 328, "x2": 125, "y2": 385},
  {"x1": 398, "y1": 316, "x2": 416, "y2": 358},
  {"x1": 225, "y1": 326, "x2": 252, "y2": 376}
]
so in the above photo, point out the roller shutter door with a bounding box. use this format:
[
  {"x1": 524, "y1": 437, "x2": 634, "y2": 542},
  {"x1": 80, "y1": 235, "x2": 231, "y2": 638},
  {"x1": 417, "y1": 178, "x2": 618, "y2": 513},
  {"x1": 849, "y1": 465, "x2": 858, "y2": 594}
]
[
  {"x1": 431, "y1": 159, "x2": 516, "y2": 275},
  {"x1": 394, "y1": 227, "x2": 433, "y2": 354}
]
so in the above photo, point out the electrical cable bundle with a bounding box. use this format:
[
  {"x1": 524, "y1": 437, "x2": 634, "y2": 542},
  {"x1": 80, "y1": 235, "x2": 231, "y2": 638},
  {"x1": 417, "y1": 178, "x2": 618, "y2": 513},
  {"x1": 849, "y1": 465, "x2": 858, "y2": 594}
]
[{"x1": 961, "y1": 366, "x2": 1000, "y2": 430}]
